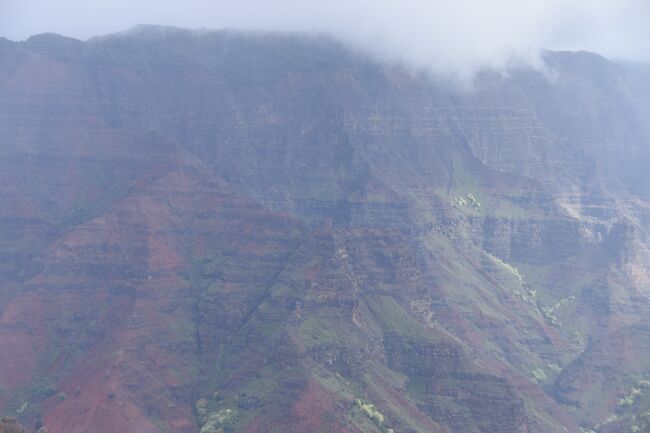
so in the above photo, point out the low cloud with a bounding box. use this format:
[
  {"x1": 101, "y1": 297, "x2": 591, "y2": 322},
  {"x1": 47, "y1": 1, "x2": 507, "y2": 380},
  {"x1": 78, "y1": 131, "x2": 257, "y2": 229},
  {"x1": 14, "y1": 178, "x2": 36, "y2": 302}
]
[{"x1": 2, "y1": 0, "x2": 649, "y2": 79}]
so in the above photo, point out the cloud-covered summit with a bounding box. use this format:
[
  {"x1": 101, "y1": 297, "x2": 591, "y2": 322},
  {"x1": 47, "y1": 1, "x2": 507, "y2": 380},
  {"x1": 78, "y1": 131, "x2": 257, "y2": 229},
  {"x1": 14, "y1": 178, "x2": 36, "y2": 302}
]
[{"x1": 2, "y1": 0, "x2": 649, "y2": 79}]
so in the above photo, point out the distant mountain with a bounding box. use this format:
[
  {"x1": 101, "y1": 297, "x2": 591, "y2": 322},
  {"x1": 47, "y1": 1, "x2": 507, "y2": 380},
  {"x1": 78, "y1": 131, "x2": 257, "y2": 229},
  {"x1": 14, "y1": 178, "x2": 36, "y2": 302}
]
[{"x1": 2, "y1": 25, "x2": 650, "y2": 433}]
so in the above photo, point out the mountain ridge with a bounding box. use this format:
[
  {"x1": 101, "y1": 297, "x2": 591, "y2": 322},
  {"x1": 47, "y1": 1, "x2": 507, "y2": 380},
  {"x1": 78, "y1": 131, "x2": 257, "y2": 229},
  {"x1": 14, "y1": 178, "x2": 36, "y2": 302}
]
[{"x1": 1, "y1": 26, "x2": 650, "y2": 433}]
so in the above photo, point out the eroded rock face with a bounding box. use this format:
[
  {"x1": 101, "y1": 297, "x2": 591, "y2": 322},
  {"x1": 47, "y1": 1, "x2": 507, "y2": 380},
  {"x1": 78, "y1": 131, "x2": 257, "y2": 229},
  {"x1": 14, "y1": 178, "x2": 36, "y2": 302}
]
[{"x1": 1, "y1": 26, "x2": 650, "y2": 433}]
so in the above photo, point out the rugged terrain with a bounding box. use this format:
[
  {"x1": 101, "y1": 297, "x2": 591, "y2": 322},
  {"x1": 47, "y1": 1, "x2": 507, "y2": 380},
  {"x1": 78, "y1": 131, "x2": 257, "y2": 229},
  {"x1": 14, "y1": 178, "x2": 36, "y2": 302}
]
[{"x1": 1, "y1": 25, "x2": 650, "y2": 433}]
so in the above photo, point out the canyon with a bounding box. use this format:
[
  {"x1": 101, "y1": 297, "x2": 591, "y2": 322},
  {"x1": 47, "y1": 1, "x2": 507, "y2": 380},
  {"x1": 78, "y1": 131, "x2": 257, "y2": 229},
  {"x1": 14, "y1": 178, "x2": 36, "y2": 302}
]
[{"x1": 1, "y1": 25, "x2": 650, "y2": 433}]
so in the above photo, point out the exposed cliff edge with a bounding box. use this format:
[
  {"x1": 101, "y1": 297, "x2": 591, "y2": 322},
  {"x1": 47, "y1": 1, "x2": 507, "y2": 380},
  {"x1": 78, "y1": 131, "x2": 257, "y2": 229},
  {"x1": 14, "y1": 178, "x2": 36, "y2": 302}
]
[{"x1": 1, "y1": 26, "x2": 650, "y2": 433}]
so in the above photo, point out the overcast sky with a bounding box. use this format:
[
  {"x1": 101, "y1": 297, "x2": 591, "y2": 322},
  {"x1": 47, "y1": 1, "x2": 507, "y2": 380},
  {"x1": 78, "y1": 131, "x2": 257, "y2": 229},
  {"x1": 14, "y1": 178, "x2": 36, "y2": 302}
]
[{"x1": 1, "y1": 0, "x2": 649, "y2": 78}]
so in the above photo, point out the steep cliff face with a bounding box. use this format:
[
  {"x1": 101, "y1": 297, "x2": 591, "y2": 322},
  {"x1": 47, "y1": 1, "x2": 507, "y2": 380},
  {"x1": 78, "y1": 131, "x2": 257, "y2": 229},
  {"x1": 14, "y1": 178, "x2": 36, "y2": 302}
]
[{"x1": 1, "y1": 26, "x2": 650, "y2": 433}]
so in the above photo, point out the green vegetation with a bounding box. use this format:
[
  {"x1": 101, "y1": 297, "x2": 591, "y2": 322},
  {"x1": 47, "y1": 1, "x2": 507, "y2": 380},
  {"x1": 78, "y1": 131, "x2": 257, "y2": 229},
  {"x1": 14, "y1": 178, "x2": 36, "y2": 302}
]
[
  {"x1": 489, "y1": 198, "x2": 533, "y2": 219},
  {"x1": 620, "y1": 388, "x2": 643, "y2": 407},
  {"x1": 14, "y1": 403, "x2": 27, "y2": 416},
  {"x1": 594, "y1": 414, "x2": 619, "y2": 430},
  {"x1": 617, "y1": 375, "x2": 650, "y2": 412},
  {"x1": 454, "y1": 192, "x2": 481, "y2": 211},
  {"x1": 202, "y1": 408, "x2": 237, "y2": 433},
  {"x1": 630, "y1": 409, "x2": 650, "y2": 433},
  {"x1": 354, "y1": 399, "x2": 394, "y2": 433},
  {"x1": 196, "y1": 403, "x2": 238, "y2": 433},
  {"x1": 546, "y1": 363, "x2": 563, "y2": 375},
  {"x1": 486, "y1": 252, "x2": 524, "y2": 285},
  {"x1": 540, "y1": 295, "x2": 576, "y2": 327},
  {"x1": 365, "y1": 295, "x2": 439, "y2": 341},
  {"x1": 531, "y1": 368, "x2": 548, "y2": 384},
  {"x1": 195, "y1": 398, "x2": 209, "y2": 421},
  {"x1": 485, "y1": 251, "x2": 542, "y2": 305},
  {"x1": 356, "y1": 399, "x2": 385, "y2": 424}
]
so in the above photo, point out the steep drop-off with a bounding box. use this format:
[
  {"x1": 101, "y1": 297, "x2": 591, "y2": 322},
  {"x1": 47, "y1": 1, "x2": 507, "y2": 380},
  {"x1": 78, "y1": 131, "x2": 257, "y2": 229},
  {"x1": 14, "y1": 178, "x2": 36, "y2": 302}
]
[{"x1": 1, "y1": 26, "x2": 650, "y2": 433}]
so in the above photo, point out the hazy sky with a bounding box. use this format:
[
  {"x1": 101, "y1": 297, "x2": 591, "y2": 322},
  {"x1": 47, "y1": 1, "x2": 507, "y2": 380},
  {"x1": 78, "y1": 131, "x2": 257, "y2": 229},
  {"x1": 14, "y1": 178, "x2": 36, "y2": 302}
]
[{"x1": 1, "y1": 0, "x2": 649, "y2": 78}]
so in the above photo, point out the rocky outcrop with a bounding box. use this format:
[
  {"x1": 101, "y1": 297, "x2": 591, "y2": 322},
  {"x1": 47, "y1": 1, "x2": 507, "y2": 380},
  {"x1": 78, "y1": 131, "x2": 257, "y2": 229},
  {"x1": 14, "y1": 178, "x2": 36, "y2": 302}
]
[{"x1": 0, "y1": 418, "x2": 27, "y2": 433}]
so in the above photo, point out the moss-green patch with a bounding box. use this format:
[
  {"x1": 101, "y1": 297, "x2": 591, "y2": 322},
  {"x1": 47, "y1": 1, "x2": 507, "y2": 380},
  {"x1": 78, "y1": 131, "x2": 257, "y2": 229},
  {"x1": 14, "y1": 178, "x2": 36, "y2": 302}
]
[
  {"x1": 539, "y1": 295, "x2": 576, "y2": 327},
  {"x1": 353, "y1": 398, "x2": 395, "y2": 432},
  {"x1": 169, "y1": 316, "x2": 196, "y2": 341},
  {"x1": 364, "y1": 295, "x2": 432, "y2": 341},
  {"x1": 295, "y1": 314, "x2": 341, "y2": 347},
  {"x1": 485, "y1": 252, "x2": 524, "y2": 285}
]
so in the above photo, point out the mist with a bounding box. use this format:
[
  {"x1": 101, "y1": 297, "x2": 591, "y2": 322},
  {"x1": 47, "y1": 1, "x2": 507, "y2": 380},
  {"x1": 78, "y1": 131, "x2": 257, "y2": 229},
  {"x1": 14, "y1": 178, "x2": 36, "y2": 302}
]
[{"x1": 1, "y1": 0, "x2": 650, "y2": 79}]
